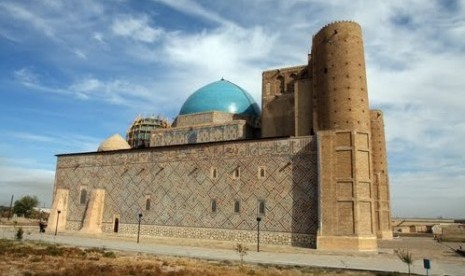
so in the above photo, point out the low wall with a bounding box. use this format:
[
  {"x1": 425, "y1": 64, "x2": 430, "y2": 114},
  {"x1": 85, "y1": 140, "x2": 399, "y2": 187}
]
[
  {"x1": 66, "y1": 220, "x2": 315, "y2": 248},
  {"x1": 100, "y1": 223, "x2": 314, "y2": 248}
]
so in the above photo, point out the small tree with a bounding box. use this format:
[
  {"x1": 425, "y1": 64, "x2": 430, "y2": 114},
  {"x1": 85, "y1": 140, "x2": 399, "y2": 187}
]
[
  {"x1": 16, "y1": 227, "x2": 24, "y2": 240},
  {"x1": 396, "y1": 249, "x2": 413, "y2": 275},
  {"x1": 234, "y1": 243, "x2": 248, "y2": 265},
  {"x1": 13, "y1": 195, "x2": 39, "y2": 218}
]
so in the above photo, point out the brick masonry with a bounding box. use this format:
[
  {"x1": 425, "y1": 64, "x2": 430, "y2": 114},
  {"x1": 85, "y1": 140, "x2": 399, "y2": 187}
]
[{"x1": 55, "y1": 136, "x2": 318, "y2": 247}]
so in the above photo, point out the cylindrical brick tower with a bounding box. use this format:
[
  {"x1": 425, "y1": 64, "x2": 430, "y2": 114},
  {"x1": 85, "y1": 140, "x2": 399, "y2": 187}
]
[
  {"x1": 370, "y1": 110, "x2": 393, "y2": 239},
  {"x1": 313, "y1": 22, "x2": 377, "y2": 250},
  {"x1": 312, "y1": 21, "x2": 370, "y2": 132}
]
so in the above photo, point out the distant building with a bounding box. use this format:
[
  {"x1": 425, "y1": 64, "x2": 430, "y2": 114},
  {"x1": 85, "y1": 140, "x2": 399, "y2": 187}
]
[{"x1": 49, "y1": 21, "x2": 392, "y2": 250}]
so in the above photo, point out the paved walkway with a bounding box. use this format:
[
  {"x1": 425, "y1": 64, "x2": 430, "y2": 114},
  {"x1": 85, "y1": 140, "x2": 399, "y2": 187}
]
[{"x1": 1, "y1": 228, "x2": 464, "y2": 275}]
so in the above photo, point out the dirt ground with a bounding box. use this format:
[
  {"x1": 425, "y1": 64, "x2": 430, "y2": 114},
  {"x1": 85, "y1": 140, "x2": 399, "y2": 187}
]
[
  {"x1": 0, "y1": 239, "x2": 396, "y2": 276},
  {"x1": 379, "y1": 235, "x2": 465, "y2": 264},
  {"x1": 1, "y1": 219, "x2": 464, "y2": 275}
]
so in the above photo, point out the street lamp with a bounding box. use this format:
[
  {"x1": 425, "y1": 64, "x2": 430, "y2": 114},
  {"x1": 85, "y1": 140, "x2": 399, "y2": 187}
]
[
  {"x1": 256, "y1": 217, "x2": 262, "y2": 252},
  {"x1": 54, "y1": 210, "x2": 61, "y2": 236},
  {"x1": 137, "y1": 213, "x2": 143, "y2": 243}
]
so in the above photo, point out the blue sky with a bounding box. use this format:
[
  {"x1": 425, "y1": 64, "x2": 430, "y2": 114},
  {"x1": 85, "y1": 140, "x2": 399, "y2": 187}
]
[{"x1": 0, "y1": 0, "x2": 464, "y2": 218}]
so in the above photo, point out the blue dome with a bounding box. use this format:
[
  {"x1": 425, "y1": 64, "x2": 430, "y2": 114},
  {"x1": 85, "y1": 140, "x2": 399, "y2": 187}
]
[{"x1": 179, "y1": 79, "x2": 260, "y2": 117}]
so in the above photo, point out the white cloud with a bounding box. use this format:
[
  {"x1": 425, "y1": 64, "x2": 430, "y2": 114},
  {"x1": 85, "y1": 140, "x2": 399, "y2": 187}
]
[
  {"x1": 152, "y1": 0, "x2": 233, "y2": 26},
  {"x1": 14, "y1": 68, "x2": 40, "y2": 87},
  {"x1": 5, "y1": 131, "x2": 102, "y2": 154},
  {"x1": 112, "y1": 15, "x2": 163, "y2": 43},
  {"x1": 93, "y1": 32, "x2": 104, "y2": 43},
  {"x1": 9, "y1": 132, "x2": 55, "y2": 143},
  {"x1": 68, "y1": 77, "x2": 155, "y2": 105},
  {"x1": 0, "y1": 2, "x2": 56, "y2": 39},
  {"x1": 159, "y1": 25, "x2": 278, "y2": 105},
  {"x1": 73, "y1": 48, "x2": 87, "y2": 59}
]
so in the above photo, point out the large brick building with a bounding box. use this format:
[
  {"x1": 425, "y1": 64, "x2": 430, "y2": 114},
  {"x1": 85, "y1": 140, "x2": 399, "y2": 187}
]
[{"x1": 49, "y1": 21, "x2": 392, "y2": 250}]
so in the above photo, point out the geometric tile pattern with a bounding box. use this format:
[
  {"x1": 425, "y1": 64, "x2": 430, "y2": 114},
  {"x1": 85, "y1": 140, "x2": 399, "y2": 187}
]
[
  {"x1": 54, "y1": 136, "x2": 318, "y2": 237},
  {"x1": 151, "y1": 120, "x2": 250, "y2": 147}
]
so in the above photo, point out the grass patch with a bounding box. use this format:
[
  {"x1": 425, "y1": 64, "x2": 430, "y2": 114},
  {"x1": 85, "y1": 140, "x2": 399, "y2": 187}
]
[
  {"x1": 45, "y1": 245, "x2": 64, "y2": 256},
  {"x1": 0, "y1": 239, "x2": 413, "y2": 276},
  {"x1": 103, "y1": 251, "x2": 116, "y2": 258}
]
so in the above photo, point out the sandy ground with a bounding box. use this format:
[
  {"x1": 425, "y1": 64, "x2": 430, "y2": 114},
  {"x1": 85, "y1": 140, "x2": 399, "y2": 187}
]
[{"x1": 1, "y1": 222, "x2": 464, "y2": 275}]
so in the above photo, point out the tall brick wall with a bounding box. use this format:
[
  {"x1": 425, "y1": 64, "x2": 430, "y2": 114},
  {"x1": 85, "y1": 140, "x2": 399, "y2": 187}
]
[
  {"x1": 53, "y1": 137, "x2": 318, "y2": 247},
  {"x1": 370, "y1": 110, "x2": 392, "y2": 239},
  {"x1": 317, "y1": 130, "x2": 376, "y2": 250},
  {"x1": 295, "y1": 78, "x2": 313, "y2": 136}
]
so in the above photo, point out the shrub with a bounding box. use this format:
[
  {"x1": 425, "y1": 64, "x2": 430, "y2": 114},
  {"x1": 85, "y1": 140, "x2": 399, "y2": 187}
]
[
  {"x1": 15, "y1": 227, "x2": 24, "y2": 240},
  {"x1": 45, "y1": 245, "x2": 64, "y2": 256},
  {"x1": 103, "y1": 251, "x2": 116, "y2": 258},
  {"x1": 396, "y1": 249, "x2": 413, "y2": 275},
  {"x1": 234, "y1": 243, "x2": 248, "y2": 265}
]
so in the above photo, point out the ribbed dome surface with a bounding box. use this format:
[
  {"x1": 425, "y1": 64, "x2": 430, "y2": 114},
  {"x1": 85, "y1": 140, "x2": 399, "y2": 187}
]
[
  {"x1": 179, "y1": 79, "x2": 260, "y2": 117},
  {"x1": 97, "y1": 134, "x2": 131, "y2": 152}
]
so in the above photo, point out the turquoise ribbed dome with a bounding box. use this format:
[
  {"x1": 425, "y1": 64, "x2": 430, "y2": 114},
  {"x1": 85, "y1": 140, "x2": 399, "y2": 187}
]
[{"x1": 179, "y1": 79, "x2": 260, "y2": 117}]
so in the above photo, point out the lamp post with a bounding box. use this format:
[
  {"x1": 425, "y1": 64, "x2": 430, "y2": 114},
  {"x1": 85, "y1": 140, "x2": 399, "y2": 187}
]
[
  {"x1": 7, "y1": 195, "x2": 13, "y2": 221},
  {"x1": 256, "y1": 217, "x2": 261, "y2": 252},
  {"x1": 54, "y1": 210, "x2": 61, "y2": 236},
  {"x1": 137, "y1": 213, "x2": 143, "y2": 243}
]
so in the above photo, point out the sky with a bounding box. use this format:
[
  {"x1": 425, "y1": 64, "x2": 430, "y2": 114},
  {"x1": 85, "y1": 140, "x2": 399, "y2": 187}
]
[{"x1": 0, "y1": 0, "x2": 464, "y2": 219}]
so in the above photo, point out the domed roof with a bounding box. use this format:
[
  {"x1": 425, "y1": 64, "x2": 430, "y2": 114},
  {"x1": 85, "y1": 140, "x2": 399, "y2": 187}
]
[
  {"x1": 97, "y1": 134, "x2": 131, "y2": 152},
  {"x1": 179, "y1": 79, "x2": 260, "y2": 117}
]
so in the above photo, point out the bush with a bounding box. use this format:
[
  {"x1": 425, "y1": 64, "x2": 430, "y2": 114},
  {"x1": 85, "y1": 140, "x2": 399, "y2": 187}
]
[
  {"x1": 103, "y1": 251, "x2": 116, "y2": 258},
  {"x1": 396, "y1": 249, "x2": 413, "y2": 275},
  {"x1": 234, "y1": 243, "x2": 248, "y2": 265},
  {"x1": 45, "y1": 245, "x2": 64, "y2": 256},
  {"x1": 16, "y1": 227, "x2": 24, "y2": 240}
]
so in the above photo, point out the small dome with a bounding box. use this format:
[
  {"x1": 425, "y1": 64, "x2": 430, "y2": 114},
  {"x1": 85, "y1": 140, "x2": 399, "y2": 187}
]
[
  {"x1": 97, "y1": 134, "x2": 131, "y2": 152},
  {"x1": 179, "y1": 79, "x2": 260, "y2": 117}
]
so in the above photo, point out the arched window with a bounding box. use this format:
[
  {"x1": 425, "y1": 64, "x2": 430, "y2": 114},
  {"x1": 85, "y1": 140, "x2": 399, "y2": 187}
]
[
  {"x1": 145, "y1": 198, "x2": 151, "y2": 211},
  {"x1": 258, "y1": 167, "x2": 266, "y2": 179},
  {"x1": 211, "y1": 199, "x2": 217, "y2": 213},
  {"x1": 232, "y1": 167, "x2": 240, "y2": 179},
  {"x1": 113, "y1": 218, "x2": 119, "y2": 233},
  {"x1": 80, "y1": 189, "x2": 87, "y2": 205},
  {"x1": 234, "y1": 201, "x2": 240, "y2": 213},
  {"x1": 277, "y1": 75, "x2": 285, "y2": 93},
  {"x1": 211, "y1": 167, "x2": 217, "y2": 179},
  {"x1": 258, "y1": 200, "x2": 265, "y2": 215}
]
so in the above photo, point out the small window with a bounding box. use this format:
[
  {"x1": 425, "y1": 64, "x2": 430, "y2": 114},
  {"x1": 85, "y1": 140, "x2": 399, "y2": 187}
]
[
  {"x1": 234, "y1": 201, "x2": 240, "y2": 213},
  {"x1": 211, "y1": 199, "x2": 217, "y2": 213},
  {"x1": 258, "y1": 167, "x2": 266, "y2": 179},
  {"x1": 258, "y1": 200, "x2": 265, "y2": 215},
  {"x1": 145, "y1": 198, "x2": 151, "y2": 211},
  {"x1": 80, "y1": 189, "x2": 87, "y2": 205},
  {"x1": 232, "y1": 167, "x2": 240, "y2": 179},
  {"x1": 211, "y1": 167, "x2": 217, "y2": 179}
]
